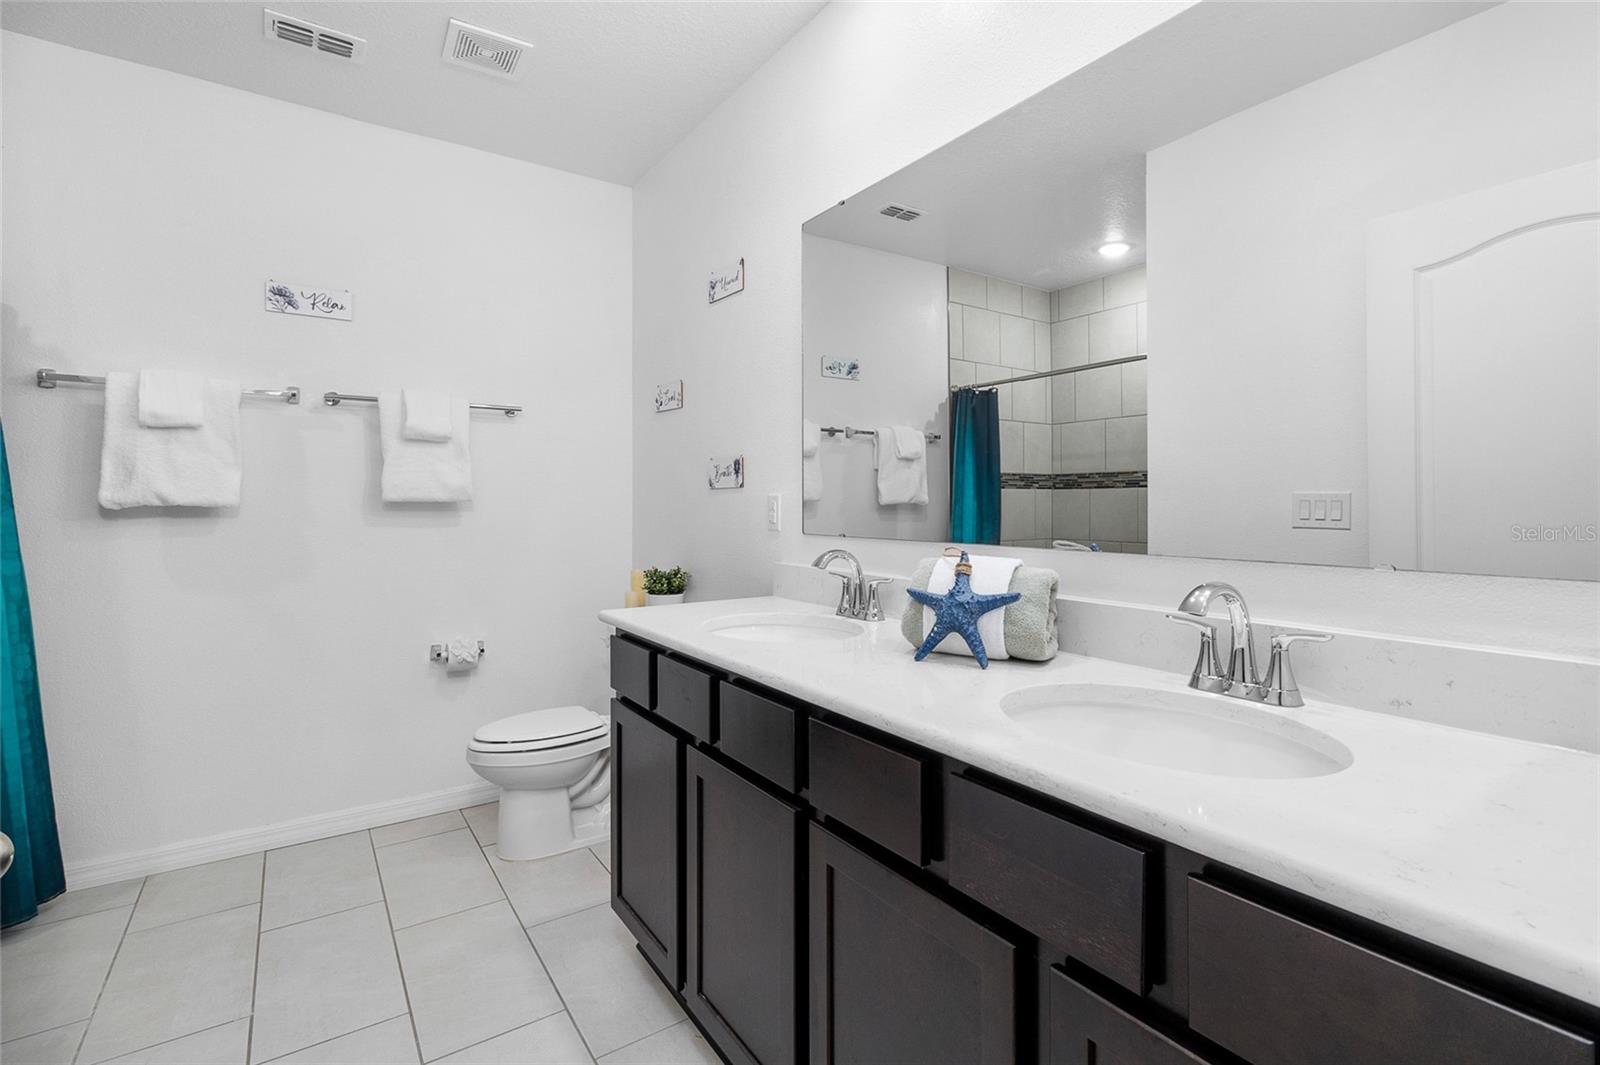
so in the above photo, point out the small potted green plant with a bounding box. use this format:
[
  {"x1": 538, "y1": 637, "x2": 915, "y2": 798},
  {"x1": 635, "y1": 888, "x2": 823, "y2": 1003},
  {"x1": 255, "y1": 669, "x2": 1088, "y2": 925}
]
[{"x1": 643, "y1": 566, "x2": 689, "y2": 606}]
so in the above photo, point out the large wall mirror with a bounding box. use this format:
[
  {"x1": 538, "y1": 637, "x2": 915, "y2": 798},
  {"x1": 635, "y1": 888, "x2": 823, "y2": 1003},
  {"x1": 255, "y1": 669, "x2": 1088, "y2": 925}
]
[{"x1": 801, "y1": 1, "x2": 1598, "y2": 581}]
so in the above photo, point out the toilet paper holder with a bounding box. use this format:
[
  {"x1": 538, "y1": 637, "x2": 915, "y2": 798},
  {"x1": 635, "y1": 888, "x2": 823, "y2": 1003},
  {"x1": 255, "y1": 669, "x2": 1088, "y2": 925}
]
[{"x1": 429, "y1": 640, "x2": 486, "y2": 664}]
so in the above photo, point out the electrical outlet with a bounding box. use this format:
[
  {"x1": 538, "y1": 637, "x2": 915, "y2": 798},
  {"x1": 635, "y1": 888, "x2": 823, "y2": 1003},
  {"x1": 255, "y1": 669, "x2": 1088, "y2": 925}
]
[
  {"x1": 1292, "y1": 491, "x2": 1352, "y2": 530},
  {"x1": 767, "y1": 492, "x2": 782, "y2": 531}
]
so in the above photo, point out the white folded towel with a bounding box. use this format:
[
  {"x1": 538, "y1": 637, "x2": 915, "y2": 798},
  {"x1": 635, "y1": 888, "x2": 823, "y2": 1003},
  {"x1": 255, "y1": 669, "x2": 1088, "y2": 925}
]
[
  {"x1": 922, "y1": 554, "x2": 1022, "y2": 660},
  {"x1": 99, "y1": 371, "x2": 242, "y2": 509},
  {"x1": 402, "y1": 389, "x2": 453, "y2": 442},
  {"x1": 137, "y1": 369, "x2": 206, "y2": 428},
  {"x1": 379, "y1": 391, "x2": 472, "y2": 502},
  {"x1": 801, "y1": 419, "x2": 823, "y2": 502},
  {"x1": 873, "y1": 424, "x2": 928, "y2": 506},
  {"x1": 889, "y1": 424, "x2": 925, "y2": 461}
]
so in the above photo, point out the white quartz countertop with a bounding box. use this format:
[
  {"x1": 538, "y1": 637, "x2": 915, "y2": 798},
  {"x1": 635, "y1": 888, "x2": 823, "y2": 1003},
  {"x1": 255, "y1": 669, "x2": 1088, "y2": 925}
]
[{"x1": 600, "y1": 596, "x2": 1600, "y2": 1007}]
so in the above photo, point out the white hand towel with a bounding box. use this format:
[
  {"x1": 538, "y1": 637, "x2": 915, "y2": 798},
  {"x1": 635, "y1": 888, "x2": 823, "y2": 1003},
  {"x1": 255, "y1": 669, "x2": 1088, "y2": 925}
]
[
  {"x1": 873, "y1": 425, "x2": 928, "y2": 506},
  {"x1": 889, "y1": 424, "x2": 925, "y2": 461},
  {"x1": 402, "y1": 389, "x2": 453, "y2": 442},
  {"x1": 922, "y1": 554, "x2": 1022, "y2": 660},
  {"x1": 379, "y1": 391, "x2": 472, "y2": 502},
  {"x1": 801, "y1": 419, "x2": 823, "y2": 502},
  {"x1": 137, "y1": 369, "x2": 206, "y2": 428},
  {"x1": 99, "y1": 371, "x2": 242, "y2": 509}
]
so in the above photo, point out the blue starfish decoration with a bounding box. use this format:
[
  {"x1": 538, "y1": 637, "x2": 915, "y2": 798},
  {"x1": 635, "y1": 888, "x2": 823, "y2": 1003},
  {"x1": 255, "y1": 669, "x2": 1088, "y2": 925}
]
[{"x1": 906, "y1": 552, "x2": 1021, "y2": 668}]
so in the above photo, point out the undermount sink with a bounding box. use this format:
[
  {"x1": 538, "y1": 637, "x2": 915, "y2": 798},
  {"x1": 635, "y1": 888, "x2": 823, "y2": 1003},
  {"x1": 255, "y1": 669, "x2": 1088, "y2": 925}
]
[
  {"x1": 1001, "y1": 683, "x2": 1353, "y2": 779},
  {"x1": 703, "y1": 612, "x2": 865, "y2": 644}
]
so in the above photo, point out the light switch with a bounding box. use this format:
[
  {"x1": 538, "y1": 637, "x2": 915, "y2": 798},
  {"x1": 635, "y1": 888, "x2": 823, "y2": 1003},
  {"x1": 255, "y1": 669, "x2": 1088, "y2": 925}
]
[
  {"x1": 767, "y1": 492, "x2": 782, "y2": 531},
  {"x1": 1292, "y1": 491, "x2": 1353, "y2": 530}
]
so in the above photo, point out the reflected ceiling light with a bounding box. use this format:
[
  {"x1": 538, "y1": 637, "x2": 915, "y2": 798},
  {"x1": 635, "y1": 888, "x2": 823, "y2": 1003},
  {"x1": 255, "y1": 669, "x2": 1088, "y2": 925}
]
[{"x1": 1097, "y1": 240, "x2": 1132, "y2": 258}]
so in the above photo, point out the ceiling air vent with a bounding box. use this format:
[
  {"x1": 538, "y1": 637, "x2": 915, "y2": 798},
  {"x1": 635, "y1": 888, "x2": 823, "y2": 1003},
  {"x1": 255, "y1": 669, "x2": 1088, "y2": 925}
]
[
  {"x1": 441, "y1": 19, "x2": 533, "y2": 81},
  {"x1": 263, "y1": 10, "x2": 367, "y2": 63},
  {"x1": 879, "y1": 204, "x2": 923, "y2": 222}
]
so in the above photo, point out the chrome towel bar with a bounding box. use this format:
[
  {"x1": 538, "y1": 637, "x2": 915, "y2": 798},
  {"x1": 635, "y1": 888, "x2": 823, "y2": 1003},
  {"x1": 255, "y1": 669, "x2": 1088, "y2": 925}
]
[
  {"x1": 36, "y1": 368, "x2": 301, "y2": 404},
  {"x1": 820, "y1": 426, "x2": 940, "y2": 443},
  {"x1": 323, "y1": 392, "x2": 522, "y2": 417}
]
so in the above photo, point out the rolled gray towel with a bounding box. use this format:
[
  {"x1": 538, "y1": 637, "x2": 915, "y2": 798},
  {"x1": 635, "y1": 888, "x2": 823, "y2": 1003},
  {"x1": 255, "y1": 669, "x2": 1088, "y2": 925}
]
[{"x1": 900, "y1": 557, "x2": 1060, "y2": 662}]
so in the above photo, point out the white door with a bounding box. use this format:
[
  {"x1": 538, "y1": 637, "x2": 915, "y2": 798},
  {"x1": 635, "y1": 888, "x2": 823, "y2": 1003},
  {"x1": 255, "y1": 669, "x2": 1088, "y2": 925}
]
[{"x1": 1367, "y1": 160, "x2": 1599, "y2": 580}]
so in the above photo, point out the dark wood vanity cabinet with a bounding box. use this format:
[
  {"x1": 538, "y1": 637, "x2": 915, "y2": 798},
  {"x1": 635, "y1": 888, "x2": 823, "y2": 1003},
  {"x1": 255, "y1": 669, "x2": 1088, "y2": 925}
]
[
  {"x1": 609, "y1": 695, "x2": 683, "y2": 989},
  {"x1": 810, "y1": 823, "x2": 1020, "y2": 1065},
  {"x1": 1047, "y1": 967, "x2": 1212, "y2": 1065},
  {"x1": 685, "y1": 747, "x2": 805, "y2": 1065},
  {"x1": 608, "y1": 636, "x2": 1599, "y2": 1065}
]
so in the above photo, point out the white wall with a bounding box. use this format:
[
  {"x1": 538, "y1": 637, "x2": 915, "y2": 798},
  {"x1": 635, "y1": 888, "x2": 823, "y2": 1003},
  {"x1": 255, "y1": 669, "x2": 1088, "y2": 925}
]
[
  {"x1": 632, "y1": 1, "x2": 1598, "y2": 663},
  {"x1": 1146, "y1": 1, "x2": 1598, "y2": 568},
  {"x1": 801, "y1": 235, "x2": 948, "y2": 541},
  {"x1": 1, "y1": 34, "x2": 633, "y2": 878}
]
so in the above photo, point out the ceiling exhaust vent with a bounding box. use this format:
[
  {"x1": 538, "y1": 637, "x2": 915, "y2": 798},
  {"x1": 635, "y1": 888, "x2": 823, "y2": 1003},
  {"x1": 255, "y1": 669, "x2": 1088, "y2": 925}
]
[
  {"x1": 442, "y1": 19, "x2": 533, "y2": 81},
  {"x1": 263, "y1": 10, "x2": 367, "y2": 63},
  {"x1": 879, "y1": 204, "x2": 923, "y2": 222}
]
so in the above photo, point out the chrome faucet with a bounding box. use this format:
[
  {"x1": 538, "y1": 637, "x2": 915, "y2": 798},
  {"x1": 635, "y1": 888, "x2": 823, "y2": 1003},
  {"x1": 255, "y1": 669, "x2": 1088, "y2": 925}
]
[
  {"x1": 1166, "y1": 582, "x2": 1330, "y2": 707},
  {"x1": 812, "y1": 549, "x2": 891, "y2": 621}
]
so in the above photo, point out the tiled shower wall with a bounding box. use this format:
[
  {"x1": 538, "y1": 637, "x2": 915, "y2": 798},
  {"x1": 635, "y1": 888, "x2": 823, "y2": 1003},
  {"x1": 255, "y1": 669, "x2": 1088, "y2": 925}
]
[
  {"x1": 947, "y1": 264, "x2": 1149, "y2": 553},
  {"x1": 1050, "y1": 265, "x2": 1148, "y2": 554}
]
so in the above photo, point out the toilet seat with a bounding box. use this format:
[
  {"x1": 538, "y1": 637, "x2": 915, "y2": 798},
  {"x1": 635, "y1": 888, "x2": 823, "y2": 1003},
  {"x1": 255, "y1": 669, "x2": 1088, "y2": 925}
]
[{"x1": 468, "y1": 706, "x2": 608, "y2": 755}]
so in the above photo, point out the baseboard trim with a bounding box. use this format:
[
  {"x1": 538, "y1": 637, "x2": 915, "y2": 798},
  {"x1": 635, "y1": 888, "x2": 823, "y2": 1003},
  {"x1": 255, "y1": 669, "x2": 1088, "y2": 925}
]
[{"x1": 65, "y1": 780, "x2": 501, "y2": 890}]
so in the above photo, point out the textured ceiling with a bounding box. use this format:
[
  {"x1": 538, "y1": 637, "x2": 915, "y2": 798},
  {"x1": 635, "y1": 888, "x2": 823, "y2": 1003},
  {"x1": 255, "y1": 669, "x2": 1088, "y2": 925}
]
[
  {"x1": 0, "y1": 1, "x2": 827, "y2": 185},
  {"x1": 804, "y1": 1, "x2": 1494, "y2": 290}
]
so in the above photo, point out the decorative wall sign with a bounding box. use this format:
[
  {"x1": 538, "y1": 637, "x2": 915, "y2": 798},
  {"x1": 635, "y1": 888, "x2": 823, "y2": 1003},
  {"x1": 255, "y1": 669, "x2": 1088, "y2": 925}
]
[
  {"x1": 821, "y1": 357, "x2": 860, "y2": 381},
  {"x1": 654, "y1": 380, "x2": 685, "y2": 412},
  {"x1": 708, "y1": 258, "x2": 745, "y2": 304},
  {"x1": 265, "y1": 280, "x2": 352, "y2": 321},
  {"x1": 707, "y1": 455, "x2": 745, "y2": 490}
]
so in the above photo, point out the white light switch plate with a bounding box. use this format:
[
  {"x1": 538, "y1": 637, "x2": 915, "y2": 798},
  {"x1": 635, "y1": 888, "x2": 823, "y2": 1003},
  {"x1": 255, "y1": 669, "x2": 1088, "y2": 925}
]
[
  {"x1": 1292, "y1": 491, "x2": 1352, "y2": 530},
  {"x1": 767, "y1": 492, "x2": 782, "y2": 531}
]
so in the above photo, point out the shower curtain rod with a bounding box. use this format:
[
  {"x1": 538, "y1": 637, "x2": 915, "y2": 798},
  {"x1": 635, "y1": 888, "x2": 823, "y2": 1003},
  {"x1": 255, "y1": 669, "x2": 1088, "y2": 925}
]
[{"x1": 954, "y1": 352, "x2": 1147, "y2": 392}]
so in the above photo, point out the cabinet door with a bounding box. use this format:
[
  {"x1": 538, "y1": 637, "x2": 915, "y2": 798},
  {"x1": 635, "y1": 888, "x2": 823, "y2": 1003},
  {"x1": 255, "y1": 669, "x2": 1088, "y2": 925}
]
[
  {"x1": 1047, "y1": 967, "x2": 1211, "y2": 1065},
  {"x1": 611, "y1": 698, "x2": 683, "y2": 989},
  {"x1": 686, "y1": 748, "x2": 805, "y2": 1065},
  {"x1": 809, "y1": 824, "x2": 1019, "y2": 1065}
]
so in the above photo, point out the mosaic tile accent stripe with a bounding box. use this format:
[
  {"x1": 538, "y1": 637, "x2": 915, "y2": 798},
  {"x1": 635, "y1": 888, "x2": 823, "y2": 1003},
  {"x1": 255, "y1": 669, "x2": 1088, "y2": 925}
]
[{"x1": 1000, "y1": 470, "x2": 1147, "y2": 490}]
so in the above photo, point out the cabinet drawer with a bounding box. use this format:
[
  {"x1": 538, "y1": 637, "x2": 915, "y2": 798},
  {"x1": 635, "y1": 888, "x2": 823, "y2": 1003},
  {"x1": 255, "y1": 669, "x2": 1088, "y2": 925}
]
[
  {"x1": 657, "y1": 655, "x2": 717, "y2": 743},
  {"x1": 1188, "y1": 878, "x2": 1595, "y2": 1065},
  {"x1": 946, "y1": 774, "x2": 1151, "y2": 993},
  {"x1": 609, "y1": 635, "x2": 656, "y2": 710},
  {"x1": 807, "y1": 718, "x2": 929, "y2": 866},
  {"x1": 717, "y1": 682, "x2": 800, "y2": 793},
  {"x1": 1048, "y1": 967, "x2": 1211, "y2": 1065}
]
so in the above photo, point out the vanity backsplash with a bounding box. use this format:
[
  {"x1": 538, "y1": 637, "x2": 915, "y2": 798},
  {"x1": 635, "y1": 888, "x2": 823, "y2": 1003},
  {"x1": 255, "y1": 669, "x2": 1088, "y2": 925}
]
[{"x1": 773, "y1": 562, "x2": 1599, "y2": 752}]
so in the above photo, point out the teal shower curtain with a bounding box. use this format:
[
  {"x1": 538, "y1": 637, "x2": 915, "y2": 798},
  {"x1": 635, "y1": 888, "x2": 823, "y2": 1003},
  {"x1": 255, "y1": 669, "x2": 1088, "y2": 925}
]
[
  {"x1": 949, "y1": 388, "x2": 1002, "y2": 545},
  {"x1": 2, "y1": 422, "x2": 65, "y2": 926}
]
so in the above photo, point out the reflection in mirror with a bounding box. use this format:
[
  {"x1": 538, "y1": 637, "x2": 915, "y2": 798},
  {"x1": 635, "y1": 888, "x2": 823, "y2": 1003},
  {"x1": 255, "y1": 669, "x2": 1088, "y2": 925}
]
[{"x1": 801, "y1": 1, "x2": 1598, "y2": 580}]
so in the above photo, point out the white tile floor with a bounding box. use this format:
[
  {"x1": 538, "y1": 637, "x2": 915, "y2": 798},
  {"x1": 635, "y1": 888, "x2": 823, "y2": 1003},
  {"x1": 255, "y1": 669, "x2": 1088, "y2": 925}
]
[{"x1": 1, "y1": 804, "x2": 718, "y2": 1065}]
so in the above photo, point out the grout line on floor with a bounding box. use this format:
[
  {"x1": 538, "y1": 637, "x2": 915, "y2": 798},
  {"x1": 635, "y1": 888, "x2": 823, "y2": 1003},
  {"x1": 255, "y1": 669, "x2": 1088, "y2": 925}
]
[
  {"x1": 480, "y1": 844, "x2": 603, "y2": 1065},
  {"x1": 69, "y1": 876, "x2": 146, "y2": 1065},
  {"x1": 0, "y1": 1018, "x2": 89, "y2": 1051},
  {"x1": 368, "y1": 829, "x2": 428, "y2": 1065},
  {"x1": 245, "y1": 851, "x2": 268, "y2": 1065},
  {"x1": 252, "y1": 1012, "x2": 410, "y2": 1065},
  {"x1": 126, "y1": 900, "x2": 264, "y2": 939},
  {"x1": 258, "y1": 897, "x2": 388, "y2": 936},
  {"x1": 598, "y1": 1018, "x2": 695, "y2": 1063},
  {"x1": 416, "y1": 1007, "x2": 569, "y2": 1065},
  {"x1": 523, "y1": 899, "x2": 611, "y2": 932},
  {"x1": 371, "y1": 816, "x2": 469, "y2": 851},
  {"x1": 80, "y1": 1015, "x2": 251, "y2": 1065}
]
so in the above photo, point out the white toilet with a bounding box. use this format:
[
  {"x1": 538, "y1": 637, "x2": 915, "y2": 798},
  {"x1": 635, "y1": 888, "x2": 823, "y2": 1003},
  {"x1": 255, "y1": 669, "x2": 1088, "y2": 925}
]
[{"x1": 465, "y1": 706, "x2": 611, "y2": 861}]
